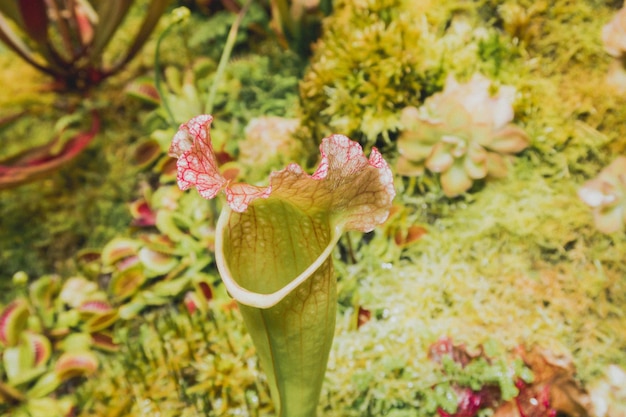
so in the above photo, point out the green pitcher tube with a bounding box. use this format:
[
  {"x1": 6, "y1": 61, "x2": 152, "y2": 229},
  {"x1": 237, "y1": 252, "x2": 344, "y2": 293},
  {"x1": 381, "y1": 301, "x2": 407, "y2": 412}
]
[{"x1": 215, "y1": 200, "x2": 338, "y2": 417}]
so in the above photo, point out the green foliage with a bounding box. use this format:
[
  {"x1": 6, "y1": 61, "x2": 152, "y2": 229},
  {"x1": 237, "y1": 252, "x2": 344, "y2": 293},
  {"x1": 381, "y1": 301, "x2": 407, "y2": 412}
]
[
  {"x1": 0, "y1": 275, "x2": 117, "y2": 417},
  {"x1": 0, "y1": 0, "x2": 170, "y2": 91},
  {"x1": 0, "y1": 100, "x2": 139, "y2": 281},
  {"x1": 211, "y1": 45, "x2": 303, "y2": 137},
  {"x1": 77, "y1": 305, "x2": 272, "y2": 416},
  {"x1": 93, "y1": 180, "x2": 221, "y2": 320},
  {"x1": 3, "y1": 1, "x2": 626, "y2": 416},
  {"x1": 140, "y1": 38, "x2": 304, "y2": 174},
  {"x1": 186, "y1": 4, "x2": 269, "y2": 62},
  {"x1": 268, "y1": 0, "x2": 332, "y2": 58},
  {"x1": 299, "y1": 0, "x2": 445, "y2": 150}
]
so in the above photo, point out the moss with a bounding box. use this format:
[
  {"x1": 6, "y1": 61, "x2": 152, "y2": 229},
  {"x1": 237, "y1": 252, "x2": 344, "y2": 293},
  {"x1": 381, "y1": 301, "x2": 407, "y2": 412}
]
[
  {"x1": 77, "y1": 304, "x2": 273, "y2": 417},
  {"x1": 298, "y1": 0, "x2": 445, "y2": 151},
  {"x1": 322, "y1": 169, "x2": 626, "y2": 415},
  {"x1": 297, "y1": 0, "x2": 531, "y2": 156}
]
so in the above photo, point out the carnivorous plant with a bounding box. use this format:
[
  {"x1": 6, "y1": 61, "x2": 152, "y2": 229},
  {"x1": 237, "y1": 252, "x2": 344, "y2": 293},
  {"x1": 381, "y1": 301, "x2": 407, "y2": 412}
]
[{"x1": 169, "y1": 114, "x2": 395, "y2": 416}]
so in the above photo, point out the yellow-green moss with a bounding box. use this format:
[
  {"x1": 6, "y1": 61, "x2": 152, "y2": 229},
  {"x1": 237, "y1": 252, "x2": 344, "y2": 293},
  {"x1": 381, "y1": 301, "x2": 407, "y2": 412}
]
[{"x1": 298, "y1": 0, "x2": 445, "y2": 150}]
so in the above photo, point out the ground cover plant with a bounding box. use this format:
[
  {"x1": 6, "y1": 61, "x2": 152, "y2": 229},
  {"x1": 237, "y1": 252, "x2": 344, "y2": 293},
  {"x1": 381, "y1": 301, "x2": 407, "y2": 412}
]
[{"x1": 1, "y1": 0, "x2": 625, "y2": 416}]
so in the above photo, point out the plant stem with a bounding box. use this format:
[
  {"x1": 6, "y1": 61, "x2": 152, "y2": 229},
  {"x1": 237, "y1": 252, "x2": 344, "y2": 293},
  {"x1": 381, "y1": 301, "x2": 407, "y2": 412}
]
[
  {"x1": 205, "y1": 0, "x2": 253, "y2": 114},
  {"x1": 154, "y1": 8, "x2": 190, "y2": 127}
]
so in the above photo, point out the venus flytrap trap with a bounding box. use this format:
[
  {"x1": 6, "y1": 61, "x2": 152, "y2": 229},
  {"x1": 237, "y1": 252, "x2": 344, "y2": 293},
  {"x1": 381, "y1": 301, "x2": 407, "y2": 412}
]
[
  {"x1": 169, "y1": 114, "x2": 395, "y2": 416},
  {"x1": 0, "y1": 276, "x2": 116, "y2": 417}
]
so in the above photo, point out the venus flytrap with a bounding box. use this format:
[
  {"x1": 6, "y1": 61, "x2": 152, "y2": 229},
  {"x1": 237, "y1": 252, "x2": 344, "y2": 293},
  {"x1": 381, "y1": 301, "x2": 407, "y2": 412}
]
[{"x1": 169, "y1": 114, "x2": 395, "y2": 416}]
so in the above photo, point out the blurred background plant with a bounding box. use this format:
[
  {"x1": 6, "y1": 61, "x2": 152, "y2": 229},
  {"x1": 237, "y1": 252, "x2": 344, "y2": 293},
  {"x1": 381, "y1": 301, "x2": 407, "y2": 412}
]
[
  {"x1": 296, "y1": 0, "x2": 529, "y2": 164},
  {"x1": 77, "y1": 302, "x2": 273, "y2": 417},
  {"x1": 397, "y1": 73, "x2": 530, "y2": 197},
  {"x1": 601, "y1": 2, "x2": 626, "y2": 93},
  {"x1": 0, "y1": 0, "x2": 172, "y2": 231},
  {"x1": 267, "y1": 0, "x2": 332, "y2": 58},
  {"x1": 0, "y1": 274, "x2": 118, "y2": 417},
  {"x1": 578, "y1": 156, "x2": 626, "y2": 234},
  {"x1": 1, "y1": 0, "x2": 626, "y2": 416},
  {"x1": 298, "y1": 0, "x2": 443, "y2": 153},
  {"x1": 126, "y1": 1, "x2": 306, "y2": 186},
  {"x1": 0, "y1": 0, "x2": 171, "y2": 91},
  {"x1": 89, "y1": 181, "x2": 220, "y2": 320}
]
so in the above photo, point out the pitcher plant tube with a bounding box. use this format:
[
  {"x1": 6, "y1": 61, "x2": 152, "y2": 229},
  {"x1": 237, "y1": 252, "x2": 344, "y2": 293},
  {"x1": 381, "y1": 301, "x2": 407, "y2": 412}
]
[{"x1": 169, "y1": 114, "x2": 395, "y2": 417}]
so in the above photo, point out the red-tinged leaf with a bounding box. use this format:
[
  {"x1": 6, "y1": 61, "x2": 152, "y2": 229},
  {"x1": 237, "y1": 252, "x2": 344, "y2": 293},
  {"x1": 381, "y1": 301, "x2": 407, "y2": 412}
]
[
  {"x1": 184, "y1": 291, "x2": 199, "y2": 315},
  {"x1": 0, "y1": 111, "x2": 100, "y2": 189},
  {"x1": 101, "y1": 238, "x2": 141, "y2": 266},
  {"x1": 439, "y1": 386, "x2": 502, "y2": 417},
  {"x1": 429, "y1": 337, "x2": 477, "y2": 367},
  {"x1": 26, "y1": 332, "x2": 52, "y2": 367},
  {"x1": 17, "y1": 0, "x2": 49, "y2": 43},
  {"x1": 132, "y1": 139, "x2": 162, "y2": 169},
  {"x1": 54, "y1": 351, "x2": 98, "y2": 381},
  {"x1": 517, "y1": 348, "x2": 592, "y2": 417},
  {"x1": 357, "y1": 306, "x2": 371, "y2": 329},
  {"x1": 515, "y1": 381, "x2": 556, "y2": 417},
  {"x1": 78, "y1": 301, "x2": 113, "y2": 315},
  {"x1": 395, "y1": 225, "x2": 427, "y2": 246},
  {"x1": 198, "y1": 281, "x2": 213, "y2": 301},
  {"x1": 170, "y1": 114, "x2": 395, "y2": 229},
  {"x1": 125, "y1": 77, "x2": 161, "y2": 105},
  {"x1": 0, "y1": 298, "x2": 30, "y2": 347},
  {"x1": 170, "y1": 114, "x2": 230, "y2": 199},
  {"x1": 91, "y1": 331, "x2": 119, "y2": 352},
  {"x1": 129, "y1": 198, "x2": 157, "y2": 227}
]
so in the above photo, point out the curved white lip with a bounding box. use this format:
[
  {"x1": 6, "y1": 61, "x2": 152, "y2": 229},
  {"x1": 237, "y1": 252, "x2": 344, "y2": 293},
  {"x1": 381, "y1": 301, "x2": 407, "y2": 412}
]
[{"x1": 214, "y1": 205, "x2": 342, "y2": 309}]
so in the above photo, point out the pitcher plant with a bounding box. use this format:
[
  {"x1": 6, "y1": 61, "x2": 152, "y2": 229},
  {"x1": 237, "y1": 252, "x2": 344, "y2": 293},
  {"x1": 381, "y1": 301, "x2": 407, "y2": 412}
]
[{"x1": 168, "y1": 114, "x2": 395, "y2": 416}]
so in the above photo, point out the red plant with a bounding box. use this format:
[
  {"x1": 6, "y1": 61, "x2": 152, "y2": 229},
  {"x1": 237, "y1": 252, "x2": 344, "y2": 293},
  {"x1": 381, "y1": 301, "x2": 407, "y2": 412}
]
[
  {"x1": 0, "y1": 111, "x2": 100, "y2": 189},
  {"x1": 0, "y1": 0, "x2": 171, "y2": 90}
]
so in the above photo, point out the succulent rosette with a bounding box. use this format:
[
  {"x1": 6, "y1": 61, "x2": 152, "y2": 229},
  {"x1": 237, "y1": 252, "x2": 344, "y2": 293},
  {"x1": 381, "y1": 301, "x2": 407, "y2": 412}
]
[
  {"x1": 398, "y1": 74, "x2": 530, "y2": 197},
  {"x1": 602, "y1": 6, "x2": 626, "y2": 93},
  {"x1": 578, "y1": 156, "x2": 626, "y2": 233},
  {"x1": 602, "y1": 6, "x2": 626, "y2": 58},
  {"x1": 169, "y1": 114, "x2": 395, "y2": 417}
]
